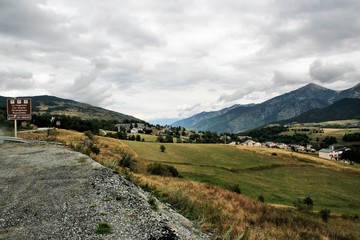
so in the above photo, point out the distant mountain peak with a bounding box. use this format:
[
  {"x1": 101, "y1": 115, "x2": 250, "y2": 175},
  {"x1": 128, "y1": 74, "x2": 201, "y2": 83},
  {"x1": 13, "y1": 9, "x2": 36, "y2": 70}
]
[
  {"x1": 173, "y1": 82, "x2": 360, "y2": 133},
  {"x1": 301, "y1": 83, "x2": 328, "y2": 90}
]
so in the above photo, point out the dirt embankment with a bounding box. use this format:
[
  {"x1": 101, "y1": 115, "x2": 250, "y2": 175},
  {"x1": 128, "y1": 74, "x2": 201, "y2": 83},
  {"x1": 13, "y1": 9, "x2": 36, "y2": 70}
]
[{"x1": 0, "y1": 142, "x2": 208, "y2": 240}]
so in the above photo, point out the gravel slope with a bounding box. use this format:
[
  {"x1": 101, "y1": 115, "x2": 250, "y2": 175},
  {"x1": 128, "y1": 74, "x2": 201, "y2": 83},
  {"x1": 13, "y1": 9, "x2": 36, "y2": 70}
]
[{"x1": 0, "y1": 142, "x2": 209, "y2": 240}]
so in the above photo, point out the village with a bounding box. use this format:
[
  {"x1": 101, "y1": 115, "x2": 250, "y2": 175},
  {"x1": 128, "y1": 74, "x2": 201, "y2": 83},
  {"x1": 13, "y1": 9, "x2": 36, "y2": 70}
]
[
  {"x1": 113, "y1": 122, "x2": 354, "y2": 163},
  {"x1": 234, "y1": 138, "x2": 352, "y2": 162}
]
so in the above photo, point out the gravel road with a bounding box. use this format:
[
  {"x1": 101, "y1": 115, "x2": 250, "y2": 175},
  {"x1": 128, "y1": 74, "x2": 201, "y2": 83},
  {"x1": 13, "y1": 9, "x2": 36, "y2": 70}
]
[{"x1": 0, "y1": 142, "x2": 209, "y2": 240}]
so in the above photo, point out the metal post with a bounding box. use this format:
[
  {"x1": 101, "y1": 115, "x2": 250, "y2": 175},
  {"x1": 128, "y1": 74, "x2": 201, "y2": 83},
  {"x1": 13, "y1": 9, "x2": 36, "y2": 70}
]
[{"x1": 14, "y1": 119, "x2": 17, "y2": 138}]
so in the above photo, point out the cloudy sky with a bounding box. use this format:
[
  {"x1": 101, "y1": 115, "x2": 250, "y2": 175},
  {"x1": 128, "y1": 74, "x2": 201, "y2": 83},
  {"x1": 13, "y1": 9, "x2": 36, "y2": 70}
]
[{"x1": 1, "y1": 0, "x2": 359, "y2": 123}]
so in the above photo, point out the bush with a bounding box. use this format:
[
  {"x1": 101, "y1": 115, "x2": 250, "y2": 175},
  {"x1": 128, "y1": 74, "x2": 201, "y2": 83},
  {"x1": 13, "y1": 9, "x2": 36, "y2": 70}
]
[
  {"x1": 95, "y1": 222, "x2": 111, "y2": 234},
  {"x1": 156, "y1": 136, "x2": 164, "y2": 142},
  {"x1": 89, "y1": 143, "x2": 100, "y2": 155},
  {"x1": 258, "y1": 195, "x2": 265, "y2": 202},
  {"x1": 118, "y1": 153, "x2": 137, "y2": 172},
  {"x1": 303, "y1": 196, "x2": 313, "y2": 206},
  {"x1": 320, "y1": 209, "x2": 331, "y2": 222},
  {"x1": 230, "y1": 184, "x2": 241, "y2": 194},
  {"x1": 84, "y1": 130, "x2": 95, "y2": 141},
  {"x1": 294, "y1": 196, "x2": 314, "y2": 211},
  {"x1": 147, "y1": 163, "x2": 179, "y2": 177},
  {"x1": 148, "y1": 194, "x2": 159, "y2": 211},
  {"x1": 160, "y1": 145, "x2": 166, "y2": 152}
]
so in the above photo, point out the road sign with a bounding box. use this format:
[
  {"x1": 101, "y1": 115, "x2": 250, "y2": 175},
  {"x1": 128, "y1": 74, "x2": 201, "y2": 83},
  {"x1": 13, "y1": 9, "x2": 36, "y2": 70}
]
[{"x1": 7, "y1": 98, "x2": 32, "y2": 120}]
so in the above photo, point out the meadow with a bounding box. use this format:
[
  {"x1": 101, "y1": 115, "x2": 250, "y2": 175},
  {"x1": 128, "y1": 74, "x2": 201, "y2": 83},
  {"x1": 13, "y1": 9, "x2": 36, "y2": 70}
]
[
  {"x1": 19, "y1": 129, "x2": 360, "y2": 239},
  {"x1": 124, "y1": 141, "x2": 360, "y2": 214},
  {"x1": 280, "y1": 122, "x2": 360, "y2": 146}
]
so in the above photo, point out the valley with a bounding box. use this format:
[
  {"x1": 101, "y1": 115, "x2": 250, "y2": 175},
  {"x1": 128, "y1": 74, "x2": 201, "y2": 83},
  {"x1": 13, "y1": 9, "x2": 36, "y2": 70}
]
[
  {"x1": 18, "y1": 128, "x2": 360, "y2": 239},
  {"x1": 2, "y1": 82, "x2": 360, "y2": 239}
]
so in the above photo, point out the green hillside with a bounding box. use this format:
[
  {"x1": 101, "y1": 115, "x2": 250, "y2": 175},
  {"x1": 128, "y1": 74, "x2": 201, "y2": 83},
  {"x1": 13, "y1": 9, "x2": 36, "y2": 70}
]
[
  {"x1": 277, "y1": 98, "x2": 360, "y2": 124},
  {"x1": 124, "y1": 141, "x2": 360, "y2": 214},
  {"x1": 0, "y1": 95, "x2": 141, "y2": 122}
]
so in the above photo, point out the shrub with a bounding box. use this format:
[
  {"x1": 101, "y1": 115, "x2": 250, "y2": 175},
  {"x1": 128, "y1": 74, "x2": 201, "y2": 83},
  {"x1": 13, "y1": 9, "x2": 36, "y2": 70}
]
[
  {"x1": 294, "y1": 196, "x2": 314, "y2": 211},
  {"x1": 303, "y1": 196, "x2": 313, "y2": 206},
  {"x1": 229, "y1": 184, "x2": 241, "y2": 194},
  {"x1": 147, "y1": 163, "x2": 179, "y2": 177},
  {"x1": 89, "y1": 143, "x2": 100, "y2": 155},
  {"x1": 320, "y1": 209, "x2": 331, "y2": 222},
  {"x1": 148, "y1": 194, "x2": 159, "y2": 211},
  {"x1": 84, "y1": 130, "x2": 95, "y2": 141},
  {"x1": 104, "y1": 158, "x2": 118, "y2": 170},
  {"x1": 160, "y1": 145, "x2": 166, "y2": 152},
  {"x1": 156, "y1": 136, "x2": 164, "y2": 142},
  {"x1": 118, "y1": 153, "x2": 137, "y2": 172},
  {"x1": 95, "y1": 222, "x2": 111, "y2": 234},
  {"x1": 258, "y1": 195, "x2": 265, "y2": 202}
]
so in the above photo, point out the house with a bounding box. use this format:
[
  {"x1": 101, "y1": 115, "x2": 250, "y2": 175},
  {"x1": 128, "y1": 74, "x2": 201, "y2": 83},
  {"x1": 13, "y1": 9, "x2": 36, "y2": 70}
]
[
  {"x1": 319, "y1": 145, "x2": 350, "y2": 160},
  {"x1": 243, "y1": 140, "x2": 256, "y2": 146},
  {"x1": 242, "y1": 140, "x2": 261, "y2": 147},
  {"x1": 265, "y1": 142, "x2": 276, "y2": 148},
  {"x1": 276, "y1": 143, "x2": 288, "y2": 149},
  {"x1": 130, "y1": 128, "x2": 140, "y2": 134},
  {"x1": 306, "y1": 144, "x2": 316, "y2": 153},
  {"x1": 253, "y1": 142, "x2": 262, "y2": 147},
  {"x1": 291, "y1": 144, "x2": 305, "y2": 152}
]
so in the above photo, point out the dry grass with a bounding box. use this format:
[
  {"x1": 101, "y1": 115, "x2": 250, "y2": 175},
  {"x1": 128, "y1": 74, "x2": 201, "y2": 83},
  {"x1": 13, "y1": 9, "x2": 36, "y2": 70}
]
[
  {"x1": 135, "y1": 174, "x2": 359, "y2": 240},
  {"x1": 19, "y1": 129, "x2": 137, "y2": 167}
]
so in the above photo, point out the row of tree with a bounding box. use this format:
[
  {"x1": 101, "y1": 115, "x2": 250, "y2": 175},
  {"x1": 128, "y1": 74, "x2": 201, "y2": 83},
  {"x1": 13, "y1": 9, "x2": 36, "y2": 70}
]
[{"x1": 243, "y1": 126, "x2": 310, "y2": 145}]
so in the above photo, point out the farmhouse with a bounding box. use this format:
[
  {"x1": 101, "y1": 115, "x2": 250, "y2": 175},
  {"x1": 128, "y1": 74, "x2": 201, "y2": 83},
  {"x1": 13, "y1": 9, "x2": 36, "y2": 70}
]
[{"x1": 319, "y1": 145, "x2": 350, "y2": 160}]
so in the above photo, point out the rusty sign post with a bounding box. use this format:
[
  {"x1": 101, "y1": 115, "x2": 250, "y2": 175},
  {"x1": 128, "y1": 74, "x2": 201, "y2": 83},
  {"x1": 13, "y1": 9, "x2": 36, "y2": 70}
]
[{"x1": 7, "y1": 98, "x2": 32, "y2": 138}]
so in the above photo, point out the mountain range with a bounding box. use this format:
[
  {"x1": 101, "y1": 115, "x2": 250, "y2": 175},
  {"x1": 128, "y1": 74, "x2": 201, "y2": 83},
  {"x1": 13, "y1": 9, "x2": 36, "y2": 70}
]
[
  {"x1": 172, "y1": 83, "x2": 360, "y2": 133},
  {"x1": 276, "y1": 98, "x2": 360, "y2": 124},
  {"x1": 0, "y1": 95, "x2": 141, "y2": 123}
]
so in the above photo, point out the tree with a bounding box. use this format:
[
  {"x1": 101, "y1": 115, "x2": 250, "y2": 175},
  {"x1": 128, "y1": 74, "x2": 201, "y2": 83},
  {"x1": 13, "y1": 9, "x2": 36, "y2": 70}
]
[
  {"x1": 320, "y1": 136, "x2": 337, "y2": 148},
  {"x1": 320, "y1": 209, "x2": 331, "y2": 222},
  {"x1": 156, "y1": 136, "x2": 164, "y2": 142},
  {"x1": 164, "y1": 135, "x2": 174, "y2": 143},
  {"x1": 160, "y1": 145, "x2": 166, "y2": 152},
  {"x1": 294, "y1": 196, "x2": 314, "y2": 211},
  {"x1": 135, "y1": 135, "x2": 141, "y2": 141},
  {"x1": 147, "y1": 163, "x2": 179, "y2": 177}
]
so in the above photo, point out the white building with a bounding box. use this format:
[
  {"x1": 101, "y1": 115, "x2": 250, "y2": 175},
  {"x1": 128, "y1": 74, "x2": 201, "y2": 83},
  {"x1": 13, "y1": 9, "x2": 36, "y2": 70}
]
[{"x1": 319, "y1": 145, "x2": 350, "y2": 160}]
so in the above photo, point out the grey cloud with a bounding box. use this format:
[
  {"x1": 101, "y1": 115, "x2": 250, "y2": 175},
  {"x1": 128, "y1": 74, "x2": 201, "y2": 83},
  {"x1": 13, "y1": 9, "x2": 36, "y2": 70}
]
[
  {"x1": 309, "y1": 59, "x2": 356, "y2": 83},
  {"x1": 263, "y1": 0, "x2": 360, "y2": 56},
  {"x1": 272, "y1": 70, "x2": 309, "y2": 85},
  {"x1": 98, "y1": 12, "x2": 164, "y2": 49},
  {"x1": 0, "y1": 0, "x2": 109, "y2": 60},
  {"x1": 58, "y1": 57, "x2": 111, "y2": 105},
  {"x1": 91, "y1": 58, "x2": 109, "y2": 70},
  {"x1": 0, "y1": 67, "x2": 34, "y2": 89},
  {"x1": 217, "y1": 88, "x2": 253, "y2": 103},
  {"x1": 177, "y1": 103, "x2": 201, "y2": 117},
  {"x1": 72, "y1": 58, "x2": 109, "y2": 90}
]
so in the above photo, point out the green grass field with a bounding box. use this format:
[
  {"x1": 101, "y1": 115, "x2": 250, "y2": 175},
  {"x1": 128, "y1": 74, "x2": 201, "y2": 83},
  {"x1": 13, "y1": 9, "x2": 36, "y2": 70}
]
[
  {"x1": 123, "y1": 141, "x2": 360, "y2": 214},
  {"x1": 281, "y1": 126, "x2": 360, "y2": 145}
]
